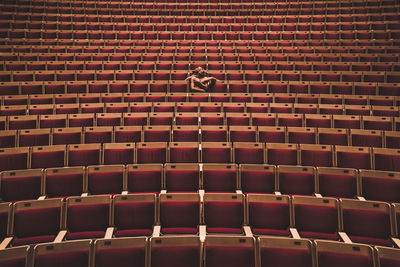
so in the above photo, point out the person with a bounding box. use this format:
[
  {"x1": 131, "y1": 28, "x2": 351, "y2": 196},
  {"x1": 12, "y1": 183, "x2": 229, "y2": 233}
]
[{"x1": 185, "y1": 67, "x2": 217, "y2": 92}]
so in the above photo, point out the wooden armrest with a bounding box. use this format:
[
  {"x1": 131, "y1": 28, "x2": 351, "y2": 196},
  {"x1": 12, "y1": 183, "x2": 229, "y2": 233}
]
[
  {"x1": 160, "y1": 190, "x2": 167, "y2": 194},
  {"x1": 152, "y1": 225, "x2": 161, "y2": 238},
  {"x1": 274, "y1": 191, "x2": 282, "y2": 196},
  {"x1": 236, "y1": 190, "x2": 243, "y2": 194},
  {"x1": 121, "y1": 191, "x2": 128, "y2": 195},
  {"x1": 243, "y1": 226, "x2": 253, "y2": 238},
  {"x1": 338, "y1": 232, "x2": 352, "y2": 243},
  {"x1": 199, "y1": 225, "x2": 207, "y2": 242},
  {"x1": 38, "y1": 196, "x2": 46, "y2": 200},
  {"x1": 0, "y1": 237, "x2": 13, "y2": 249},
  {"x1": 53, "y1": 230, "x2": 67, "y2": 243},
  {"x1": 81, "y1": 193, "x2": 88, "y2": 197},
  {"x1": 289, "y1": 228, "x2": 301, "y2": 239},
  {"x1": 392, "y1": 237, "x2": 400, "y2": 248},
  {"x1": 356, "y1": 196, "x2": 366, "y2": 201},
  {"x1": 104, "y1": 227, "x2": 114, "y2": 239},
  {"x1": 199, "y1": 189, "x2": 205, "y2": 202},
  {"x1": 314, "y1": 193, "x2": 322, "y2": 198}
]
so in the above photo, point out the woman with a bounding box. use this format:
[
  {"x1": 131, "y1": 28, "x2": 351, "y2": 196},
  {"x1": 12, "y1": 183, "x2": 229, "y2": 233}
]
[{"x1": 186, "y1": 67, "x2": 217, "y2": 92}]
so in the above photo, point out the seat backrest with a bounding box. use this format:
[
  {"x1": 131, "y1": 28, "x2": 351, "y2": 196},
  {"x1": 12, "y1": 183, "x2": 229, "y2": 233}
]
[
  {"x1": 33, "y1": 240, "x2": 92, "y2": 267},
  {"x1": 315, "y1": 240, "x2": 374, "y2": 267},
  {"x1": 94, "y1": 237, "x2": 147, "y2": 267},
  {"x1": 258, "y1": 237, "x2": 313, "y2": 267},
  {"x1": 205, "y1": 236, "x2": 255, "y2": 267}
]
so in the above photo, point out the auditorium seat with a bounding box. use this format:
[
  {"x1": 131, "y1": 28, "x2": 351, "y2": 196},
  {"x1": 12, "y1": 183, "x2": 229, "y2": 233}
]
[
  {"x1": 158, "y1": 193, "x2": 200, "y2": 235},
  {"x1": 150, "y1": 236, "x2": 201, "y2": 267},
  {"x1": 94, "y1": 237, "x2": 147, "y2": 267},
  {"x1": 315, "y1": 240, "x2": 374, "y2": 267},
  {"x1": 292, "y1": 196, "x2": 340, "y2": 240},
  {"x1": 67, "y1": 144, "x2": 101, "y2": 167},
  {"x1": 350, "y1": 129, "x2": 383, "y2": 147},
  {"x1": 340, "y1": 199, "x2": 394, "y2": 247},
  {"x1": 299, "y1": 144, "x2": 334, "y2": 167},
  {"x1": 103, "y1": 143, "x2": 135, "y2": 165},
  {"x1": 203, "y1": 193, "x2": 244, "y2": 234},
  {"x1": 87, "y1": 165, "x2": 124, "y2": 195},
  {"x1": 373, "y1": 148, "x2": 400, "y2": 172},
  {"x1": 335, "y1": 145, "x2": 372, "y2": 169},
  {"x1": 204, "y1": 236, "x2": 255, "y2": 267},
  {"x1": 201, "y1": 142, "x2": 232, "y2": 163},
  {"x1": 44, "y1": 166, "x2": 85, "y2": 199},
  {"x1": 239, "y1": 164, "x2": 275, "y2": 194},
  {"x1": 164, "y1": 163, "x2": 200, "y2": 193},
  {"x1": 233, "y1": 142, "x2": 265, "y2": 164},
  {"x1": 65, "y1": 196, "x2": 111, "y2": 241},
  {"x1": 258, "y1": 237, "x2": 313, "y2": 267},
  {"x1": 266, "y1": 143, "x2": 298, "y2": 165},
  {"x1": 202, "y1": 164, "x2": 237, "y2": 193},
  {"x1": 169, "y1": 142, "x2": 199, "y2": 163},
  {"x1": 247, "y1": 194, "x2": 291, "y2": 237},
  {"x1": 9, "y1": 198, "x2": 63, "y2": 246},
  {"x1": 0, "y1": 169, "x2": 43, "y2": 202},
  {"x1": 277, "y1": 165, "x2": 315, "y2": 196},
  {"x1": 316, "y1": 167, "x2": 358, "y2": 199},
  {"x1": 33, "y1": 240, "x2": 91, "y2": 267},
  {"x1": 359, "y1": 169, "x2": 400, "y2": 203},
  {"x1": 126, "y1": 164, "x2": 162, "y2": 194},
  {"x1": 113, "y1": 194, "x2": 156, "y2": 237},
  {"x1": 136, "y1": 142, "x2": 167, "y2": 164},
  {"x1": 318, "y1": 128, "x2": 348, "y2": 146},
  {"x1": 0, "y1": 246, "x2": 29, "y2": 267}
]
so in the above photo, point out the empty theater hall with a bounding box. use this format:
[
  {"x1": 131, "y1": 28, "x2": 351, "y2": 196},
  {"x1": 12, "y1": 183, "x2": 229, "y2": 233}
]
[{"x1": 0, "y1": 0, "x2": 400, "y2": 266}]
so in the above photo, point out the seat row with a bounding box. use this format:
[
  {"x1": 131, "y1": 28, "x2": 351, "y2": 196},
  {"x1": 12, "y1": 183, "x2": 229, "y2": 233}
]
[
  {"x1": 2, "y1": 44, "x2": 399, "y2": 53},
  {"x1": 1, "y1": 102, "x2": 400, "y2": 115},
  {"x1": 3, "y1": 3, "x2": 399, "y2": 15},
  {"x1": 6, "y1": 0, "x2": 399, "y2": 9},
  {"x1": 0, "y1": 141, "x2": 399, "y2": 171},
  {"x1": 1, "y1": 236, "x2": 400, "y2": 267},
  {"x1": 1, "y1": 123, "x2": 400, "y2": 148},
  {"x1": 1, "y1": 92, "x2": 399, "y2": 106},
  {"x1": 1, "y1": 163, "x2": 400, "y2": 203},
  {"x1": 2, "y1": 12, "x2": 397, "y2": 24},
  {"x1": 3, "y1": 21, "x2": 399, "y2": 32},
  {"x1": 0, "y1": 192, "x2": 399, "y2": 248},
  {"x1": 1, "y1": 111, "x2": 398, "y2": 130},
  {"x1": 2, "y1": 80, "x2": 400, "y2": 96},
  {"x1": 1, "y1": 70, "x2": 400, "y2": 84},
  {"x1": 3, "y1": 60, "x2": 400, "y2": 72},
  {"x1": 4, "y1": 37, "x2": 399, "y2": 48},
  {"x1": 2, "y1": 29, "x2": 400, "y2": 41}
]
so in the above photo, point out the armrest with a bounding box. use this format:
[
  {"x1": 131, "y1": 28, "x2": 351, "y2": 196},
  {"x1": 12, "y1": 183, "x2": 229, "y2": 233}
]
[
  {"x1": 356, "y1": 196, "x2": 366, "y2": 201},
  {"x1": 81, "y1": 193, "x2": 88, "y2": 197},
  {"x1": 338, "y1": 232, "x2": 352, "y2": 243},
  {"x1": 53, "y1": 230, "x2": 67, "y2": 243},
  {"x1": 236, "y1": 190, "x2": 243, "y2": 194},
  {"x1": 274, "y1": 191, "x2": 282, "y2": 196},
  {"x1": 199, "y1": 225, "x2": 207, "y2": 242},
  {"x1": 152, "y1": 225, "x2": 161, "y2": 237},
  {"x1": 314, "y1": 193, "x2": 322, "y2": 198},
  {"x1": 198, "y1": 189, "x2": 205, "y2": 202},
  {"x1": 243, "y1": 226, "x2": 253, "y2": 237},
  {"x1": 121, "y1": 191, "x2": 128, "y2": 195},
  {"x1": 289, "y1": 228, "x2": 301, "y2": 239},
  {"x1": 0, "y1": 237, "x2": 13, "y2": 249},
  {"x1": 392, "y1": 237, "x2": 400, "y2": 248},
  {"x1": 38, "y1": 195, "x2": 46, "y2": 200},
  {"x1": 160, "y1": 190, "x2": 167, "y2": 194},
  {"x1": 104, "y1": 227, "x2": 114, "y2": 239}
]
